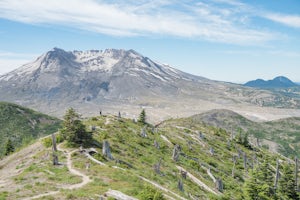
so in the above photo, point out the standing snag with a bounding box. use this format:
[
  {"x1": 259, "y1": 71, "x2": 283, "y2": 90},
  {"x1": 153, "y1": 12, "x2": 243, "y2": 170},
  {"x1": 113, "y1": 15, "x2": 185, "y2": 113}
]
[
  {"x1": 102, "y1": 140, "x2": 113, "y2": 160},
  {"x1": 243, "y1": 152, "x2": 247, "y2": 172},
  {"x1": 51, "y1": 133, "x2": 57, "y2": 152},
  {"x1": 52, "y1": 153, "x2": 59, "y2": 165},
  {"x1": 154, "y1": 140, "x2": 160, "y2": 149},
  {"x1": 274, "y1": 159, "x2": 280, "y2": 192},
  {"x1": 172, "y1": 144, "x2": 181, "y2": 162},
  {"x1": 187, "y1": 140, "x2": 193, "y2": 151},
  {"x1": 180, "y1": 170, "x2": 187, "y2": 179},
  {"x1": 178, "y1": 179, "x2": 184, "y2": 192},
  {"x1": 215, "y1": 178, "x2": 223, "y2": 192},
  {"x1": 153, "y1": 158, "x2": 162, "y2": 175},
  {"x1": 295, "y1": 157, "x2": 299, "y2": 191},
  {"x1": 140, "y1": 127, "x2": 147, "y2": 138},
  {"x1": 209, "y1": 147, "x2": 214, "y2": 156},
  {"x1": 232, "y1": 155, "x2": 237, "y2": 177}
]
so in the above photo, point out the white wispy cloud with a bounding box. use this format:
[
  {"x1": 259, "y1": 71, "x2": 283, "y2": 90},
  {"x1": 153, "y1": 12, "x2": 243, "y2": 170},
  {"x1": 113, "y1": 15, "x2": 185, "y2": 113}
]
[
  {"x1": 0, "y1": 0, "x2": 280, "y2": 45},
  {"x1": 263, "y1": 13, "x2": 300, "y2": 28}
]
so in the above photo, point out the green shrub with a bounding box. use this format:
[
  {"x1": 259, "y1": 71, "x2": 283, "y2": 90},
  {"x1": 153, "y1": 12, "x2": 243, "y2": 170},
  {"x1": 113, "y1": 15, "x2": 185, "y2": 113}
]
[{"x1": 139, "y1": 185, "x2": 165, "y2": 200}]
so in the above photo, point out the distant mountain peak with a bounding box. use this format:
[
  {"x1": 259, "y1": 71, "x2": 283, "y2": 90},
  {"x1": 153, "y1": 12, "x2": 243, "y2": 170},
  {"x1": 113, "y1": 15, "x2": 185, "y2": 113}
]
[{"x1": 244, "y1": 76, "x2": 298, "y2": 88}]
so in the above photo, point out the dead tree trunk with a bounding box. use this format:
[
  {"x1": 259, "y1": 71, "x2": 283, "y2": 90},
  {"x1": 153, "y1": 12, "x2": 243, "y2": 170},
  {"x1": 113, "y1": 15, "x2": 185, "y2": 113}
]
[
  {"x1": 140, "y1": 127, "x2": 147, "y2": 138},
  {"x1": 296, "y1": 157, "x2": 299, "y2": 191},
  {"x1": 198, "y1": 131, "x2": 204, "y2": 140},
  {"x1": 243, "y1": 152, "x2": 247, "y2": 172},
  {"x1": 180, "y1": 170, "x2": 187, "y2": 179},
  {"x1": 153, "y1": 158, "x2": 162, "y2": 175},
  {"x1": 178, "y1": 179, "x2": 184, "y2": 192},
  {"x1": 237, "y1": 149, "x2": 242, "y2": 159},
  {"x1": 172, "y1": 144, "x2": 181, "y2": 162},
  {"x1": 274, "y1": 159, "x2": 280, "y2": 192},
  {"x1": 256, "y1": 138, "x2": 260, "y2": 147},
  {"x1": 154, "y1": 140, "x2": 160, "y2": 149},
  {"x1": 215, "y1": 178, "x2": 223, "y2": 192},
  {"x1": 51, "y1": 133, "x2": 57, "y2": 152},
  {"x1": 51, "y1": 133, "x2": 59, "y2": 165},
  {"x1": 188, "y1": 140, "x2": 193, "y2": 151},
  {"x1": 52, "y1": 152, "x2": 59, "y2": 165},
  {"x1": 102, "y1": 140, "x2": 113, "y2": 160},
  {"x1": 252, "y1": 154, "x2": 258, "y2": 168},
  {"x1": 209, "y1": 147, "x2": 214, "y2": 156},
  {"x1": 232, "y1": 155, "x2": 237, "y2": 177}
]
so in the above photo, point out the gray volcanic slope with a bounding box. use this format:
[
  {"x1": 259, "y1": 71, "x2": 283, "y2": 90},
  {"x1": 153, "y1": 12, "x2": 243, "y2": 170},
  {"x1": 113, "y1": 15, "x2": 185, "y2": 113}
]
[{"x1": 0, "y1": 48, "x2": 300, "y2": 121}]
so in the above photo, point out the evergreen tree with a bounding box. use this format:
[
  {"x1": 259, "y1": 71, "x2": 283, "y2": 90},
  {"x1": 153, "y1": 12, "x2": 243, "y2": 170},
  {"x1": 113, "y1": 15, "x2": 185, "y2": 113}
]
[
  {"x1": 4, "y1": 138, "x2": 14, "y2": 155},
  {"x1": 243, "y1": 133, "x2": 251, "y2": 148},
  {"x1": 60, "y1": 108, "x2": 92, "y2": 146},
  {"x1": 244, "y1": 159, "x2": 275, "y2": 200},
  {"x1": 138, "y1": 109, "x2": 146, "y2": 125},
  {"x1": 278, "y1": 164, "x2": 300, "y2": 200}
]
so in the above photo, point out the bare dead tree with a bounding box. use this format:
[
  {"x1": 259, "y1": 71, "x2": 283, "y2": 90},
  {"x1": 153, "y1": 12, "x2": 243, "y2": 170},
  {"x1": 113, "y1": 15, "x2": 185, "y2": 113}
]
[
  {"x1": 102, "y1": 140, "x2": 113, "y2": 160},
  {"x1": 51, "y1": 133, "x2": 59, "y2": 165},
  {"x1": 237, "y1": 148, "x2": 242, "y2": 159},
  {"x1": 153, "y1": 158, "x2": 162, "y2": 175},
  {"x1": 227, "y1": 140, "x2": 231, "y2": 149},
  {"x1": 198, "y1": 131, "x2": 204, "y2": 140},
  {"x1": 154, "y1": 140, "x2": 160, "y2": 149},
  {"x1": 252, "y1": 154, "x2": 258, "y2": 168},
  {"x1": 52, "y1": 153, "x2": 59, "y2": 165},
  {"x1": 140, "y1": 127, "x2": 147, "y2": 138},
  {"x1": 230, "y1": 131, "x2": 235, "y2": 140},
  {"x1": 178, "y1": 179, "x2": 184, "y2": 192},
  {"x1": 209, "y1": 147, "x2": 214, "y2": 156},
  {"x1": 296, "y1": 157, "x2": 299, "y2": 191},
  {"x1": 256, "y1": 138, "x2": 260, "y2": 147},
  {"x1": 274, "y1": 159, "x2": 280, "y2": 192},
  {"x1": 188, "y1": 140, "x2": 193, "y2": 151},
  {"x1": 180, "y1": 170, "x2": 187, "y2": 179},
  {"x1": 215, "y1": 178, "x2": 223, "y2": 192},
  {"x1": 172, "y1": 144, "x2": 181, "y2": 162},
  {"x1": 243, "y1": 152, "x2": 247, "y2": 172},
  {"x1": 51, "y1": 133, "x2": 57, "y2": 152},
  {"x1": 232, "y1": 155, "x2": 237, "y2": 177}
]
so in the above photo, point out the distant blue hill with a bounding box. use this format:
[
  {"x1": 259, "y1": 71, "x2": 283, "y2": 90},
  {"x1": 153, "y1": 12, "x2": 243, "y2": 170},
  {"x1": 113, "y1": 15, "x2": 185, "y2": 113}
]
[{"x1": 244, "y1": 76, "x2": 298, "y2": 88}]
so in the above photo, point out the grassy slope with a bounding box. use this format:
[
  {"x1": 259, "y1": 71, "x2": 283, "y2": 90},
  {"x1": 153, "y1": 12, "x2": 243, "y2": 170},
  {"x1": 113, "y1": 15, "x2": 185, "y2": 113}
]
[
  {"x1": 1, "y1": 114, "x2": 295, "y2": 199},
  {"x1": 0, "y1": 102, "x2": 61, "y2": 157},
  {"x1": 192, "y1": 109, "x2": 300, "y2": 157}
]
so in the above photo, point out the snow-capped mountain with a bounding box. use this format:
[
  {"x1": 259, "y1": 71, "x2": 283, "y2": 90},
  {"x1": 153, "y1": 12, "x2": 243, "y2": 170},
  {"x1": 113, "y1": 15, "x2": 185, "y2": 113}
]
[
  {"x1": 0, "y1": 48, "x2": 190, "y2": 99},
  {"x1": 1, "y1": 48, "x2": 300, "y2": 121}
]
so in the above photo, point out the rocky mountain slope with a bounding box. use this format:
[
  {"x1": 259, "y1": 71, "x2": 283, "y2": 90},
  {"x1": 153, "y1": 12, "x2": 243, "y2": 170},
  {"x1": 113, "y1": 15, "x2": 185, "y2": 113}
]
[
  {"x1": 191, "y1": 109, "x2": 300, "y2": 157},
  {"x1": 244, "y1": 76, "x2": 298, "y2": 88},
  {"x1": 1, "y1": 48, "x2": 300, "y2": 122},
  {"x1": 0, "y1": 102, "x2": 61, "y2": 157},
  {"x1": 0, "y1": 113, "x2": 299, "y2": 199}
]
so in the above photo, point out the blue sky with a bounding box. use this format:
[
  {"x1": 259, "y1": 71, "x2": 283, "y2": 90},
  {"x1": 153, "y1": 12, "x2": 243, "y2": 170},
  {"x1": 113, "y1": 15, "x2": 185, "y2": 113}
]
[{"x1": 0, "y1": 0, "x2": 299, "y2": 83}]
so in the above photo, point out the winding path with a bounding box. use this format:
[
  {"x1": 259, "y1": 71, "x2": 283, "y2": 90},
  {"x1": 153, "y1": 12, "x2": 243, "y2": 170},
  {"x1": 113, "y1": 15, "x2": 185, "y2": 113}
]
[
  {"x1": 57, "y1": 144, "x2": 92, "y2": 190},
  {"x1": 24, "y1": 143, "x2": 91, "y2": 200}
]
